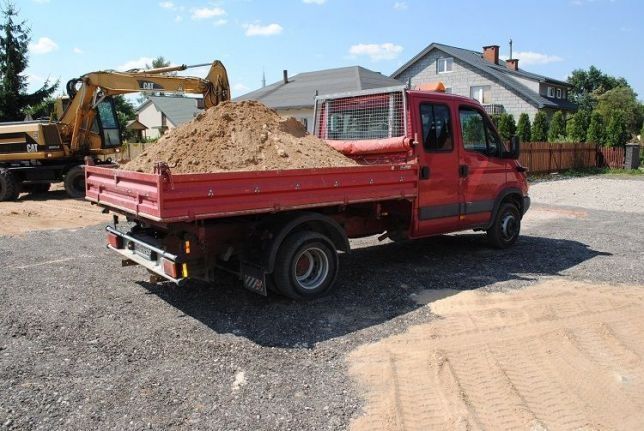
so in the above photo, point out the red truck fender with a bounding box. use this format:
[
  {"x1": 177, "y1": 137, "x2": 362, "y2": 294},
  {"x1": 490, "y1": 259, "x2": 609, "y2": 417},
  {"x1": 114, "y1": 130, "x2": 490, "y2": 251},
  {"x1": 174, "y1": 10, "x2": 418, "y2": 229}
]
[
  {"x1": 484, "y1": 188, "x2": 528, "y2": 230},
  {"x1": 258, "y1": 211, "x2": 350, "y2": 274}
]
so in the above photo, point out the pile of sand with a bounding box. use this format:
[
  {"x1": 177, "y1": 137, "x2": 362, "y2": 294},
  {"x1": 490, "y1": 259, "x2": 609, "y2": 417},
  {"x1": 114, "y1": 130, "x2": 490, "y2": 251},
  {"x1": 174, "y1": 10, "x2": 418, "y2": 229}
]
[{"x1": 121, "y1": 100, "x2": 356, "y2": 174}]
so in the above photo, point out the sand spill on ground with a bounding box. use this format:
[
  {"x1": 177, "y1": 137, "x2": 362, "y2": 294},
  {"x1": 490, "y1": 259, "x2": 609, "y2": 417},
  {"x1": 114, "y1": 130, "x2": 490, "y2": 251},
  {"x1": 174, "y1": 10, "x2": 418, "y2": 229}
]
[{"x1": 349, "y1": 279, "x2": 644, "y2": 430}]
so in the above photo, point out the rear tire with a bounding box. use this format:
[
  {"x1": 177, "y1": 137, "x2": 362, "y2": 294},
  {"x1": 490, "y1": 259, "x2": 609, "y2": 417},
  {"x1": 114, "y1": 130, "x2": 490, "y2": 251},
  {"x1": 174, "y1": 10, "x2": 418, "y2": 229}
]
[
  {"x1": 486, "y1": 202, "x2": 521, "y2": 249},
  {"x1": 272, "y1": 231, "x2": 339, "y2": 300},
  {"x1": 64, "y1": 166, "x2": 85, "y2": 199},
  {"x1": 0, "y1": 169, "x2": 20, "y2": 201}
]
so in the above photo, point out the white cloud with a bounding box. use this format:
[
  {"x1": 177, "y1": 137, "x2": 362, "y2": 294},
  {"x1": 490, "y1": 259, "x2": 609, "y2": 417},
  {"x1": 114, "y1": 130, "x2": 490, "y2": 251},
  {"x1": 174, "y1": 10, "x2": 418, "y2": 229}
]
[
  {"x1": 393, "y1": 1, "x2": 407, "y2": 10},
  {"x1": 73, "y1": 47, "x2": 83, "y2": 54},
  {"x1": 511, "y1": 51, "x2": 564, "y2": 65},
  {"x1": 28, "y1": 37, "x2": 58, "y2": 54},
  {"x1": 348, "y1": 43, "x2": 403, "y2": 61},
  {"x1": 244, "y1": 23, "x2": 283, "y2": 37},
  {"x1": 117, "y1": 57, "x2": 155, "y2": 72},
  {"x1": 302, "y1": 0, "x2": 326, "y2": 4},
  {"x1": 32, "y1": 0, "x2": 50, "y2": 3},
  {"x1": 214, "y1": 19, "x2": 227, "y2": 26},
  {"x1": 175, "y1": 15, "x2": 183, "y2": 22},
  {"x1": 159, "y1": 1, "x2": 174, "y2": 8},
  {"x1": 191, "y1": 7, "x2": 226, "y2": 20}
]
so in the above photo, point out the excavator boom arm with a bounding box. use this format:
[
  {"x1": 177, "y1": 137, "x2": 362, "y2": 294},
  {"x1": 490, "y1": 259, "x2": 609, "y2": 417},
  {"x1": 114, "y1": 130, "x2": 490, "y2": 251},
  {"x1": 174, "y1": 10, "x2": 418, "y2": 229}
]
[{"x1": 60, "y1": 60, "x2": 230, "y2": 152}]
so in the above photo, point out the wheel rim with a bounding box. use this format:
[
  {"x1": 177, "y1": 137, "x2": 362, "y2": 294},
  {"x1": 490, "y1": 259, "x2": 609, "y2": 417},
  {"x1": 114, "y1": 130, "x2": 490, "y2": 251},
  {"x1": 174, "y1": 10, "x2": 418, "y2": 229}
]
[
  {"x1": 500, "y1": 211, "x2": 518, "y2": 242},
  {"x1": 293, "y1": 247, "x2": 329, "y2": 290}
]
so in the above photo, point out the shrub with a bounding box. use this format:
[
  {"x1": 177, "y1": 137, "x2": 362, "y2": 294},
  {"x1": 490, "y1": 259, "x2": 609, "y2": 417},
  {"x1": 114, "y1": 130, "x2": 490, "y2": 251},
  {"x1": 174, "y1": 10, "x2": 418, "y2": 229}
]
[
  {"x1": 497, "y1": 113, "x2": 516, "y2": 142},
  {"x1": 531, "y1": 111, "x2": 549, "y2": 141},
  {"x1": 586, "y1": 111, "x2": 605, "y2": 145},
  {"x1": 548, "y1": 111, "x2": 566, "y2": 142},
  {"x1": 605, "y1": 111, "x2": 629, "y2": 147},
  {"x1": 640, "y1": 123, "x2": 644, "y2": 143},
  {"x1": 516, "y1": 113, "x2": 531, "y2": 142},
  {"x1": 566, "y1": 110, "x2": 590, "y2": 142}
]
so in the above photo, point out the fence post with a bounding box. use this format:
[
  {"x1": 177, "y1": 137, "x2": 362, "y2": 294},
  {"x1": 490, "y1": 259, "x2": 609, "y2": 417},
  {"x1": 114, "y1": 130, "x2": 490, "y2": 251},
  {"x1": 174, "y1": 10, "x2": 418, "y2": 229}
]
[{"x1": 625, "y1": 143, "x2": 640, "y2": 169}]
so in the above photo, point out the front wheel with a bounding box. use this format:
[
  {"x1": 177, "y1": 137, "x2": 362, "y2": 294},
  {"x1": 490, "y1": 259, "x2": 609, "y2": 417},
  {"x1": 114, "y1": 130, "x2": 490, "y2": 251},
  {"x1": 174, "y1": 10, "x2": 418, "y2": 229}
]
[
  {"x1": 64, "y1": 166, "x2": 85, "y2": 199},
  {"x1": 486, "y1": 203, "x2": 521, "y2": 249},
  {"x1": 272, "y1": 231, "x2": 339, "y2": 300},
  {"x1": 0, "y1": 169, "x2": 20, "y2": 201}
]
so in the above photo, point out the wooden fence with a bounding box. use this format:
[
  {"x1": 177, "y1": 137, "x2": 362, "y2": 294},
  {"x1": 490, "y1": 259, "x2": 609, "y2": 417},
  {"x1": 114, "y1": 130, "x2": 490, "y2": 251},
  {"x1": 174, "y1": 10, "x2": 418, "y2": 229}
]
[{"x1": 519, "y1": 142, "x2": 625, "y2": 173}]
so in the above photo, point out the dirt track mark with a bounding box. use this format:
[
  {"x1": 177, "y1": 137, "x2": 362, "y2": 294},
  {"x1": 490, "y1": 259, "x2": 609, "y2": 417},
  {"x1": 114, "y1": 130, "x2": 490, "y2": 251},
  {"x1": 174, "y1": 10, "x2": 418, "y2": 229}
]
[{"x1": 349, "y1": 280, "x2": 644, "y2": 431}]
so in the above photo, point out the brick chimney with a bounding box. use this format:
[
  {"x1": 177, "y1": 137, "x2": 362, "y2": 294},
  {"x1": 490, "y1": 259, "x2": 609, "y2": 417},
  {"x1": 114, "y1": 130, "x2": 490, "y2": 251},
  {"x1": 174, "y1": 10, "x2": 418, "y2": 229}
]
[
  {"x1": 483, "y1": 45, "x2": 499, "y2": 65},
  {"x1": 506, "y1": 58, "x2": 519, "y2": 71}
]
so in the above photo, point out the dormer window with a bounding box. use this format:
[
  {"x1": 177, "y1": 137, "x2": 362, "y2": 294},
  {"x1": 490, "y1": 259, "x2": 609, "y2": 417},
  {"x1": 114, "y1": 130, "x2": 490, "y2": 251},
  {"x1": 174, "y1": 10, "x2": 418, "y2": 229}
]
[
  {"x1": 437, "y1": 57, "x2": 453, "y2": 74},
  {"x1": 556, "y1": 88, "x2": 562, "y2": 99},
  {"x1": 547, "y1": 87, "x2": 555, "y2": 98}
]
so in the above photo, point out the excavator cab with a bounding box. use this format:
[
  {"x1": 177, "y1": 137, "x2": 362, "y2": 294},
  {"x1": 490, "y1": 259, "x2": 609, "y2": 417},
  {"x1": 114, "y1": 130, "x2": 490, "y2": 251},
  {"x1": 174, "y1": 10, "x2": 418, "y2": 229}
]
[{"x1": 92, "y1": 98, "x2": 122, "y2": 149}]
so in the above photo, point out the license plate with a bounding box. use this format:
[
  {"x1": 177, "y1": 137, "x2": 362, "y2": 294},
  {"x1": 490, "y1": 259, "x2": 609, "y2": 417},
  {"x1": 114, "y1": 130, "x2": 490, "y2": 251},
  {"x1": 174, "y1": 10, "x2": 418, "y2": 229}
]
[{"x1": 133, "y1": 242, "x2": 155, "y2": 260}]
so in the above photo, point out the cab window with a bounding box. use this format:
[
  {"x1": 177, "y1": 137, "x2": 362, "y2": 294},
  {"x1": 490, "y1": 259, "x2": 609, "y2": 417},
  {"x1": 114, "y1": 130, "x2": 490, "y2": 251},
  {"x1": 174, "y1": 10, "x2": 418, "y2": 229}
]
[
  {"x1": 459, "y1": 107, "x2": 500, "y2": 157},
  {"x1": 420, "y1": 103, "x2": 452, "y2": 152}
]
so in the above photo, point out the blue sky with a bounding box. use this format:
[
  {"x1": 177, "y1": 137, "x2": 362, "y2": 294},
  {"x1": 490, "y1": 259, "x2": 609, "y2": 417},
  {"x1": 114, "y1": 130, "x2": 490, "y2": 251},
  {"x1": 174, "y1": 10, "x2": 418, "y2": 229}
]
[{"x1": 20, "y1": 0, "x2": 644, "y2": 102}]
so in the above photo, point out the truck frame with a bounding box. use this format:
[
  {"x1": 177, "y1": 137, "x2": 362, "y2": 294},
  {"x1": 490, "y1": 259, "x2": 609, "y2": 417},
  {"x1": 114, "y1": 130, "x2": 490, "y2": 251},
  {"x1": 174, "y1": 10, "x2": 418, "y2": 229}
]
[{"x1": 87, "y1": 86, "x2": 529, "y2": 300}]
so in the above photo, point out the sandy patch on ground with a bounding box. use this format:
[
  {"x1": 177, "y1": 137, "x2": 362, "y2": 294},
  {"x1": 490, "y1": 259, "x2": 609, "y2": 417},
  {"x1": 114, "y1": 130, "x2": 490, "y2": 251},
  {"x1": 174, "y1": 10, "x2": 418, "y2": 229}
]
[
  {"x1": 349, "y1": 279, "x2": 644, "y2": 431},
  {"x1": 0, "y1": 186, "x2": 110, "y2": 236}
]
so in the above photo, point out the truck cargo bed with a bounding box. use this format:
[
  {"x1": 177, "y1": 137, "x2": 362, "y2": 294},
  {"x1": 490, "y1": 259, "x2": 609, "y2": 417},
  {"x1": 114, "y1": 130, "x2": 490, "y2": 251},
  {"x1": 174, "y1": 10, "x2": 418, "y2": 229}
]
[{"x1": 85, "y1": 164, "x2": 419, "y2": 222}]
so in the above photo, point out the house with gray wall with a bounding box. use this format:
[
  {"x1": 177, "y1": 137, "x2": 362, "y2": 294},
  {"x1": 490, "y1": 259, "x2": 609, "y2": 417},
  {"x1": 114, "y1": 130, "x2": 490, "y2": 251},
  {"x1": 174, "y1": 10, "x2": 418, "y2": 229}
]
[
  {"x1": 391, "y1": 42, "x2": 576, "y2": 120},
  {"x1": 236, "y1": 66, "x2": 402, "y2": 132}
]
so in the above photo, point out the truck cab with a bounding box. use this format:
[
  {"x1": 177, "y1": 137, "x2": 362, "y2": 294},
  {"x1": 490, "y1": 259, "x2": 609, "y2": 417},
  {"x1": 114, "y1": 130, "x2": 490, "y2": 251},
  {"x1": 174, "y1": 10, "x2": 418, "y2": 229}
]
[{"x1": 315, "y1": 85, "x2": 529, "y2": 247}]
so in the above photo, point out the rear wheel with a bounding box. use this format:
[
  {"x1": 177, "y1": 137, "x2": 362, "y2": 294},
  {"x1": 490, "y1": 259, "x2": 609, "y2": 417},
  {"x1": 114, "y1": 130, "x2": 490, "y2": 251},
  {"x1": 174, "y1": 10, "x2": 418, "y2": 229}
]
[
  {"x1": 0, "y1": 169, "x2": 20, "y2": 201},
  {"x1": 487, "y1": 202, "x2": 521, "y2": 249},
  {"x1": 64, "y1": 166, "x2": 85, "y2": 199},
  {"x1": 272, "y1": 231, "x2": 339, "y2": 300}
]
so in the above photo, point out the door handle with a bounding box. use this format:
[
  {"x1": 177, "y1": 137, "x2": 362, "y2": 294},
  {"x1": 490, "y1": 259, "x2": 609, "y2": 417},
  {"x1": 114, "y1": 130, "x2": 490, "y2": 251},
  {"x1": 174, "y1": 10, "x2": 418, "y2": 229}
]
[
  {"x1": 459, "y1": 164, "x2": 469, "y2": 178},
  {"x1": 420, "y1": 166, "x2": 430, "y2": 180}
]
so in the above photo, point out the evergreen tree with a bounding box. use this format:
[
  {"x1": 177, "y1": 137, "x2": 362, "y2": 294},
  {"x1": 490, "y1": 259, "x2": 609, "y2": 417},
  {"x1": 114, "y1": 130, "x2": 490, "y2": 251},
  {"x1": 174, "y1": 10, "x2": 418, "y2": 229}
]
[
  {"x1": 605, "y1": 111, "x2": 628, "y2": 147},
  {"x1": 586, "y1": 111, "x2": 605, "y2": 145},
  {"x1": 0, "y1": 2, "x2": 56, "y2": 121},
  {"x1": 497, "y1": 113, "x2": 516, "y2": 142},
  {"x1": 566, "y1": 110, "x2": 590, "y2": 142},
  {"x1": 548, "y1": 111, "x2": 566, "y2": 142},
  {"x1": 531, "y1": 111, "x2": 549, "y2": 142},
  {"x1": 516, "y1": 113, "x2": 531, "y2": 142}
]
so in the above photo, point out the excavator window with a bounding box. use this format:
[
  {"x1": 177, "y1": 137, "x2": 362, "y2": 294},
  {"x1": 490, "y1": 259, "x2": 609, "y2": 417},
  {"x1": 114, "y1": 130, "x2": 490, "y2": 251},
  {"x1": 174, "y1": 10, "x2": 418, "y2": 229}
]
[{"x1": 93, "y1": 99, "x2": 122, "y2": 148}]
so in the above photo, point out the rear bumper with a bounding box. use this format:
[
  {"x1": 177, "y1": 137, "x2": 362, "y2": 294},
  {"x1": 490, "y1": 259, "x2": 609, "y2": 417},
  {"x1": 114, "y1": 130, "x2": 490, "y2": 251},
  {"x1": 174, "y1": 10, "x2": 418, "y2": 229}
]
[
  {"x1": 105, "y1": 226, "x2": 186, "y2": 285},
  {"x1": 523, "y1": 196, "x2": 531, "y2": 215}
]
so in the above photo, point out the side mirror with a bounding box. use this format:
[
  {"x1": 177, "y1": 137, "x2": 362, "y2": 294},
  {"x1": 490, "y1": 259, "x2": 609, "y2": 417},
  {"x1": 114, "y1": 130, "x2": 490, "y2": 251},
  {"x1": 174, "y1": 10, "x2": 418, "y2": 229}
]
[{"x1": 503, "y1": 136, "x2": 521, "y2": 159}]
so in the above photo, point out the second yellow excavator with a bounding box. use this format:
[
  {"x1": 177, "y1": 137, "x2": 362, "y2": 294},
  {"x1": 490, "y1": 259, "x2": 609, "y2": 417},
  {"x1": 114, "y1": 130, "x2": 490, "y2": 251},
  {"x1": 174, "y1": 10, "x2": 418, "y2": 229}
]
[{"x1": 0, "y1": 61, "x2": 230, "y2": 201}]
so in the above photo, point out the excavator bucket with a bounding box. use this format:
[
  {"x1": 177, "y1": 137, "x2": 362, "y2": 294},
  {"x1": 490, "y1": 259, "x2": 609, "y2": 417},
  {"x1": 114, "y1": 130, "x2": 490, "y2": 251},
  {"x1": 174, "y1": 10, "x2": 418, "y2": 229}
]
[{"x1": 204, "y1": 61, "x2": 231, "y2": 109}]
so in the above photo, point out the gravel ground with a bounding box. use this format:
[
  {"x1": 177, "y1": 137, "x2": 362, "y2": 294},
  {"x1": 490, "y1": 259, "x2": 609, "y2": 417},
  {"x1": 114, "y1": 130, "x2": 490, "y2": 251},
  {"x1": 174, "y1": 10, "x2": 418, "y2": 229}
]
[{"x1": 1, "y1": 176, "x2": 643, "y2": 430}]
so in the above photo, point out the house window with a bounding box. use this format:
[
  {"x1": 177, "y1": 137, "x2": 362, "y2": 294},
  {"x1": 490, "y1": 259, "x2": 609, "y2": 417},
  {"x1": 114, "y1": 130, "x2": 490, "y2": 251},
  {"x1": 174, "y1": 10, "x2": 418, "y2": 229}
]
[
  {"x1": 547, "y1": 87, "x2": 555, "y2": 98},
  {"x1": 437, "y1": 57, "x2": 453, "y2": 74},
  {"x1": 556, "y1": 88, "x2": 562, "y2": 99},
  {"x1": 470, "y1": 85, "x2": 491, "y2": 104}
]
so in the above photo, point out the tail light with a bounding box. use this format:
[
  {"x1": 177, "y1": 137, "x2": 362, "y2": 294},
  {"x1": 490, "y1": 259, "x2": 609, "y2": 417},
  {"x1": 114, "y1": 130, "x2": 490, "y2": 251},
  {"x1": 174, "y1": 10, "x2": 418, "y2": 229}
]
[
  {"x1": 107, "y1": 232, "x2": 123, "y2": 249},
  {"x1": 163, "y1": 258, "x2": 178, "y2": 278}
]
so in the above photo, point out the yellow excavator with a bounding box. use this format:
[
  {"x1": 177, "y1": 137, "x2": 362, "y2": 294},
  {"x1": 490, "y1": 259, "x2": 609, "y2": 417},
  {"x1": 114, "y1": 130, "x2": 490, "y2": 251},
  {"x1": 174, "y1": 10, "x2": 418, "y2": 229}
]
[{"x1": 0, "y1": 61, "x2": 230, "y2": 201}]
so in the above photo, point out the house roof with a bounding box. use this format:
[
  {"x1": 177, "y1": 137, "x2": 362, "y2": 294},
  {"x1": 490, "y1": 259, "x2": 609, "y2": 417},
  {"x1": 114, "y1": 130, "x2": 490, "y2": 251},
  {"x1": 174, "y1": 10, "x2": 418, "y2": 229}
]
[
  {"x1": 235, "y1": 66, "x2": 402, "y2": 109},
  {"x1": 391, "y1": 43, "x2": 577, "y2": 111},
  {"x1": 137, "y1": 95, "x2": 202, "y2": 126},
  {"x1": 125, "y1": 119, "x2": 147, "y2": 130}
]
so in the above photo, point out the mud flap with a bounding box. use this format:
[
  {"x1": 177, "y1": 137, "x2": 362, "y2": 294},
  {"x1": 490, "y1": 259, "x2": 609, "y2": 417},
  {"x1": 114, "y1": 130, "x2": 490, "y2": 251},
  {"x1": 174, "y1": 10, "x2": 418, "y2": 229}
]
[{"x1": 240, "y1": 262, "x2": 268, "y2": 296}]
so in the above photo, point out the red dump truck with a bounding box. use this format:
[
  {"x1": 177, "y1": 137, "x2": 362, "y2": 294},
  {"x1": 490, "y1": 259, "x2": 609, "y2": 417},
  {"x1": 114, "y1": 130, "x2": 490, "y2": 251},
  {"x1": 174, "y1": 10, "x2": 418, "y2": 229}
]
[{"x1": 86, "y1": 86, "x2": 529, "y2": 299}]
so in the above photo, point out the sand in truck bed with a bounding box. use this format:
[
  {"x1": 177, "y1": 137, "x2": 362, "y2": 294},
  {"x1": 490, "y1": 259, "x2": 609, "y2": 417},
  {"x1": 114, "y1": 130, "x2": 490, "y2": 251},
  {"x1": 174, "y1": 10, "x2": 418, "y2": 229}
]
[{"x1": 121, "y1": 100, "x2": 356, "y2": 174}]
